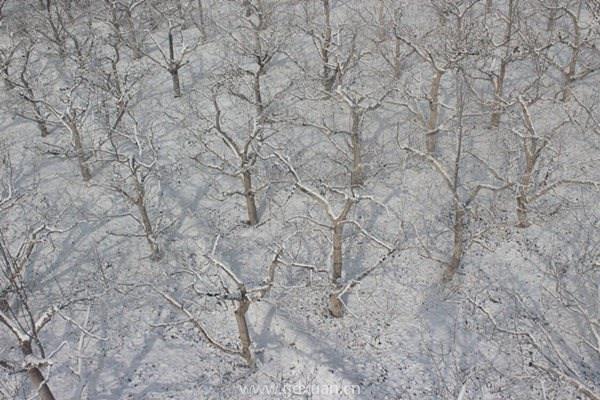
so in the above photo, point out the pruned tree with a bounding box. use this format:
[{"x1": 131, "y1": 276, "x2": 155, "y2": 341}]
[
  {"x1": 140, "y1": 21, "x2": 197, "y2": 97},
  {"x1": 533, "y1": 0, "x2": 600, "y2": 102},
  {"x1": 402, "y1": 72, "x2": 511, "y2": 280},
  {"x1": 484, "y1": 0, "x2": 520, "y2": 128},
  {"x1": 154, "y1": 238, "x2": 282, "y2": 367},
  {"x1": 90, "y1": 29, "x2": 146, "y2": 155},
  {"x1": 272, "y1": 150, "x2": 393, "y2": 317},
  {"x1": 6, "y1": 41, "x2": 52, "y2": 138},
  {"x1": 369, "y1": 0, "x2": 414, "y2": 80},
  {"x1": 192, "y1": 0, "x2": 292, "y2": 226},
  {"x1": 102, "y1": 0, "x2": 150, "y2": 59},
  {"x1": 394, "y1": 0, "x2": 481, "y2": 155},
  {"x1": 29, "y1": 78, "x2": 93, "y2": 181},
  {"x1": 511, "y1": 95, "x2": 599, "y2": 227},
  {"x1": 98, "y1": 116, "x2": 164, "y2": 260}
]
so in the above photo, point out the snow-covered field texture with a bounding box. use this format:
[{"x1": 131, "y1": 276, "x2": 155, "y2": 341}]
[{"x1": 0, "y1": 0, "x2": 599, "y2": 399}]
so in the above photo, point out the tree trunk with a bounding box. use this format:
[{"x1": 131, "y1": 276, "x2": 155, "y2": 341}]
[
  {"x1": 133, "y1": 179, "x2": 160, "y2": 259},
  {"x1": 253, "y1": 72, "x2": 263, "y2": 116},
  {"x1": 547, "y1": 6, "x2": 557, "y2": 33},
  {"x1": 426, "y1": 70, "x2": 443, "y2": 155},
  {"x1": 562, "y1": 1, "x2": 582, "y2": 102},
  {"x1": 126, "y1": 11, "x2": 142, "y2": 59},
  {"x1": 176, "y1": 0, "x2": 189, "y2": 29},
  {"x1": 393, "y1": 37, "x2": 403, "y2": 80},
  {"x1": 168, "y1": 30, "x2": 182, "y2": 98},
  {"x1": 490, "y1": 61, "x2": 507, "y2": 128},
  {"x1": 242, "y1": 170, "x2": 258, "y2": 226},
  {"x1": 137, "y1": 201, "x2": 160, "y2": 259},
  {"x1": 331, "y1": 222, "x2": 343, "y2": 283},
  {"x1": 33, "y1": 104, "x2": 49, "y2": 137},
  {"x1": 328, "y1": 290, "x2": 344, "y2": 318},
  {"x1": 2, "y1": 65, "x2": 13, "y2": 90},
  {"x1": 321, "y1": 0, "x2": 333, "y2": 91},
  {"x1": 234, "y1": 298, "x2": 255, "y2": 367},
  {"x1": 69, "y1": 122, "x2": 91, "y2": 182},
  {"x1": 516, "y1": 155, "x2": 534, "y2": 228},
  {"x1": 170, "y1": 69, "x2": 182, "y2": 98},
  {"x1": 491, "y1": 0, "x2": 514, "y2": 127},
  {"x1": 21, "y1": 342, "x2": 56, "y2": 400},
  {"x1": 516, "y1": 192, "x2": 530, "y2": 228},
  {"x1": 350, "y1": 110, "x2": 364, "y2": 187},
  {"x1": 516, "y1": 177, "x2": 532, "y2": 228},
  {"x1": 444, "y1": 201, "x2": 465, "y2": 281},
  {"x1": 37, "y1": 120, "x2": 50, "y2": 138},
  {"x1": 197, "y1": 0, "x2": 206, "y2": 41}
]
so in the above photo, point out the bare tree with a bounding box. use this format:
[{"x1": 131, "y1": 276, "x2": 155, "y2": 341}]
[
  {"x1": 370, "y1": 1, "x2": 413, "y2": 80},
  {"x1": 0, "y1": 155, "x2": 85, "y2": 400},
  {"x1": 534, "y1": 0, "x2": 600, "y2": 102},
  {"x1": 192, "y1": 0, "x2": 292, "y2": 226},
  {"x1": 99, "y1": 117, "x2": 164, "y2": 260},
  {"x1": 486, "y1": 0, "x2": 518, "y2": 128},
  {"x1": 7, "y1": 42, "x2": 52, "y2": 138},
  {"x1": 0, "y1": 226, "x2": 61, "y2": 400},
  {"x1": 101, "y1": 0, "x2": 149, "y2": 59},
  {"x1": 394, "y1": 1, "x2": 480, "y2": 155},
  {"x1": 470, "y1": 222, "x2": 600, "y2": 399},
  {"x1": 511, "y1": 95, "x2": 598, "y2": 227},
  {"x1": 154, "y1": 238, "x2": 281, "y2": 367},
  {"x1": 141, "y1": 22, "x2": 197, "y2": 97},
  {"x1": 30, "y1": 79, "x2": 93, "y2": 181},
  {"x1": 272, "y1": 150, "x2": 393, "y2": 316},
  {"x1": 403, "y1": 72, "x2": 510, "y2": 280}
]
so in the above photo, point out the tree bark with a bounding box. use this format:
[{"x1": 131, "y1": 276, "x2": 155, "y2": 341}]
[
  {"x1": 490, "y1": 0, "x2": 514, "y2": 128},
  {"x1": 486, "y1": 0, "x2": 493, "y2": 15},
  {"x1": 350, "y1": 109, "x2": 364, "y2": 187},
  {"x1": 170, "y1": 69, "x2": 182, "y2": 98},
  {"x1": 133, "y1": 177, "x2": 160, "y2": 259},
  {"x1": 234, "y1": 298, "x2": 255, "y2": 367},
  {"x1": 137, "y1": 201, "x2": 160, "y2": 259},
  {"x1": 331, "y1": 222, "x2": 343, "y2": 283},
  {"x1": 242, "y1": 170, "x2": 258, "y2": 226},
  {"x1": 36, "y1": 117, "x2": 50, "y2": 138},
  {"x1": 126, "y1": 9, "x2": 142, "y2": 59},
  {"x1": 489, "y1": 60, "x2": 506, "y2": 128},
  {"x1": 562, "y1": 1, "x2": 583, "y2": 102},
  {"x1": 197, "y1": 0, "x2": 206, "y2": 41},
  {"x1": 33, "y1": 100, "x2": 50, "y2": 137},
  {"x1": 21, "y1": 342, "x2": 56, "y2": 400},
  {"x1": 69, "y1": 122, "x2": 91, "y2": 181},
  {"x1": 321, "y1": 0, "x2": 334, "y2": 91},
  {"x1": 328, "y1": 291, "x2": 344, "y2": 318},
  {"x1": 168, "y1": 31, "x2": 182, "y2": 98},
  {"x1": 516, "y1": 99, "x2": 537, "y2": 228},
  {"x1": 426, "y1": 70, "x2": 443, "y2": 155},
  {"x1": 444, "y1": 201, "x2": 465, "y2": 281},
  {"x1": 516, "y1": 150, "x2": 535, "y2": 228}
]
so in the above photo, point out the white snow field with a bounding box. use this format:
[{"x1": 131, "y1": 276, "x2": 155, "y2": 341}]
[{"x1": 0, "y1": 1, "x2": 599, "y2": 399}]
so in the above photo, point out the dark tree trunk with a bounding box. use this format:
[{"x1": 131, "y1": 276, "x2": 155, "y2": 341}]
[
  {"x1": 242, "y1": 170, "x2": 258, "y2": 226},
  {"x1": 350, "y1": 110, "x2": 364, "y2": 187},
  {"x1": 21, "y1": 342, "x2": 56, "y2": 400},
  {"x1": 234, "y1": 298, "x2": 255, "y2": 367}
]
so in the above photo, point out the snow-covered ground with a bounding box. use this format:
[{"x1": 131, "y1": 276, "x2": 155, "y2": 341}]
[{"x1": 1, "y1": 1, "x2": 599, "y2": 399}]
